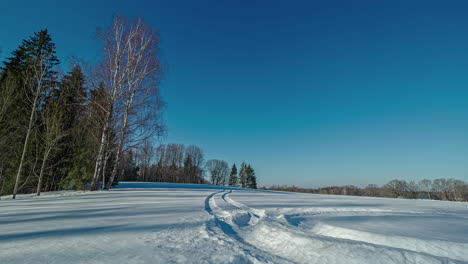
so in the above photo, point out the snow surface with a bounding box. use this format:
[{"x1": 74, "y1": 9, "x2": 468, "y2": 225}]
[{"x1": 1, "y1": 182, "x2": 468, "y2": 264}]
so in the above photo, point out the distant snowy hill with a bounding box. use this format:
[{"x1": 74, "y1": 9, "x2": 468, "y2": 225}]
[{"x1": 1, "y1": 182, "x2": 467, "y2": 263}]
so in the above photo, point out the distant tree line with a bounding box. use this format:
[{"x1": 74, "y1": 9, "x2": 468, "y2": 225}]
[
  {"x1": 0, "y1": 16, "x2": 259, "y2": 199},
  {"x1": 264, "y1": 178, "x2": 468, "y2": 202},
  {"x1": 117, "y1": 143, "x2": 257, "y2": 189},
  {"x1": 118, "y1": 143, "x2": 205, "y2": 184}
]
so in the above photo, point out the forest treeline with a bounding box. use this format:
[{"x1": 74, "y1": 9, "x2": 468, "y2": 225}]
[
  {"x1": 264, "y1": 178, "x2": 468, "y2": 202},
  {"x1": 117, "y1": 143, "x2": 257, "y2": 189},
  {"x1": 0, "y1": 16, "x2": 257, "y2": 198}
]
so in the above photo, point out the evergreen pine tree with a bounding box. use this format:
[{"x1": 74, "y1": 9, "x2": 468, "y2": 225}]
[
  {"x1": 51, "y1": 66, "x2": 88, "y2": 190},
  {"x1": 239, "y1": 162, "x2": 247, "y2": 188},
  {"x1": 228, "y1": 163, "x2": 238, "y2": 187},
  {"x1": 57, "y1": 66, "x2": 87, "y2": 129},
  {"x1": 245, "y1": 164, "x2": 257, "y2": 189}
]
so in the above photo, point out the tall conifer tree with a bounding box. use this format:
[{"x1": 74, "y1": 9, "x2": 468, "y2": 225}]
[
  {"x1": 239, "y1": 162, "x2": 247, "y2": 188},
  {"x1": 245, "y1": 164, "x2": 257, "y2": 189},
  {"x1": 228, "y1": 163, "x2": 238, "y2": 187}
]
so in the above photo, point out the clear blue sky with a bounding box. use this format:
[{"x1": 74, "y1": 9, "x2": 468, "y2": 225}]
[{"x1": 2, "y1": 1, "x2": 468, "y2": 187}]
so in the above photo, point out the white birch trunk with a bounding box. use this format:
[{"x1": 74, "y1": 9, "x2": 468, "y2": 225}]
[
  {"x1": 12, "y1": 91, "x2": 39, "y2": 199},
  {"x1": 36, "y1": 149, "x2": 51, "y2": 196}
]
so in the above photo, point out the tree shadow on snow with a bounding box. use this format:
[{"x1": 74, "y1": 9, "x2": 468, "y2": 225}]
[{"x1": 0, "y1": 221, "x2": 204, "y2": 242}]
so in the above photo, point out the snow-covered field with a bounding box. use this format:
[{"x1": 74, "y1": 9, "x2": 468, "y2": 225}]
[{"x1": 1, "y1": 182, "x2": 468, "y2": 264}]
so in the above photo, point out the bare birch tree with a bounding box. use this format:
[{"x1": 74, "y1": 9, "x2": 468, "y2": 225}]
[{"x1": 91, "y1": 15, "x2": 164, "y2": 190}]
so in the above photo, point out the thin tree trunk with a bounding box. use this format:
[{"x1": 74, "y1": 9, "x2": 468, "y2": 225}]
[
  {"x1": 49, "y1": 168, "x2": 55, "y2": 191},
  {"x1": 106, "y1": 104, "x2": 131, "y2": 189},
  {"x1": 102, "y1": 149, "x2": 110, "y2": 190},
  {"x1": 51, "y1": 168, "x2": 55, "y2": 190},
  {"x1": 13, "y1": 94, "x2": 39, "y2": 199},
  {"x1": 91, "y1": 110, "x2": 112, "y2": 190},
  {"x1": 0, "y1": 164, "x2": 4, "y2": 198},
  {"x1": 36, "y1": 149, "x2": 51, "y2": 196},
  {"x1": 106, "y1": 128, "x2": 125, "y2": 189},
  {"x1": 45, "y1": 177, "x2": 49, "y2": 192},
  {"x1": 106, "y1": 87, "x2": 136, "y2": 189}
]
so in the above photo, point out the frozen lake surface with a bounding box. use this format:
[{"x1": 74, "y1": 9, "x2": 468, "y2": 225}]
[{"x1": 1, "y1": 182, "x2": 467, "y2": 263}]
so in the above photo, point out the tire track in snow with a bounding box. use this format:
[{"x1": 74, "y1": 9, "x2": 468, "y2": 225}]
[
  {"x1": 223, "y1": 192, "x2": 465, "y2": 264},
  {"x1": 203, "y1": 190, "x2": 293, "y2": 264}
]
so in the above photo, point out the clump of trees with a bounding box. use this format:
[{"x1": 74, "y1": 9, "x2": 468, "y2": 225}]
[
  {"x1": 0, "y1": 30, "x2": 92, "y2": 198},
  {"x1": 204, "y1": 161, "x2": 257, "y2": 189},
  {"x1": 0, "y1": 15, "x2": 260, "y2": 198},
  {"x1": 0, "y1": 18, "x2": 259, "y2": 198},
  {"x1": 265, "y1": 178, "x2": 468, "y2": 202},
  {"x1": 118, "y1": 143, "x2": 206, "y2": 184},
  {"x1": 117, "y1": 145, "x2": 258, "y2": 189},
  {"x1": 0, "y1": 16, "x2": 166, "y2": 198}
]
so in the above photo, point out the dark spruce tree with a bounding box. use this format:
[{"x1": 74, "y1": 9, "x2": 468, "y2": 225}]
[
  {"x1": 53, "y1": 66, "x2": 92, "y2": 191},
  {"x1": 239, "y1": 162, "x2": 247, "y2": 188},
  {"x1": 228, "y1": 163, "x2": 238, "y2": 187},
  {"x1": 245, "y1": 164, "x2": 257, "y2": 189}
]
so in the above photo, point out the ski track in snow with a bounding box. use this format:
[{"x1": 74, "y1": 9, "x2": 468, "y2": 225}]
[{"x1": 1, "y1": 182, "x2": 468, "y2": 264}]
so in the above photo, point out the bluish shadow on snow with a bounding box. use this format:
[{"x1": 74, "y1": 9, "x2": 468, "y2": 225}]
[
  {"x1": 0, "y1": 225, "x2": 127, "y2": 241},
  {"x1": 233, "y1": 213, "x2": 252, "y2": 228},
  {"x1": 0, "y1": 221, "x2": 204, "y2": 242},
  {"x1": 204, "y1": 190, "x2": 222, "y2": 215},
  {"x1": 284, "y1": 214, "x2": 305, "y2": 226},
  {"x1": 0, "y1": 206, "x2": 199, "y2": 225}
]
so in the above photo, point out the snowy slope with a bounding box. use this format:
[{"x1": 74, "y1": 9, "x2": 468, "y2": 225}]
[{"x1": 1, "y1": 182, "x2": 467, "y2": 264}]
